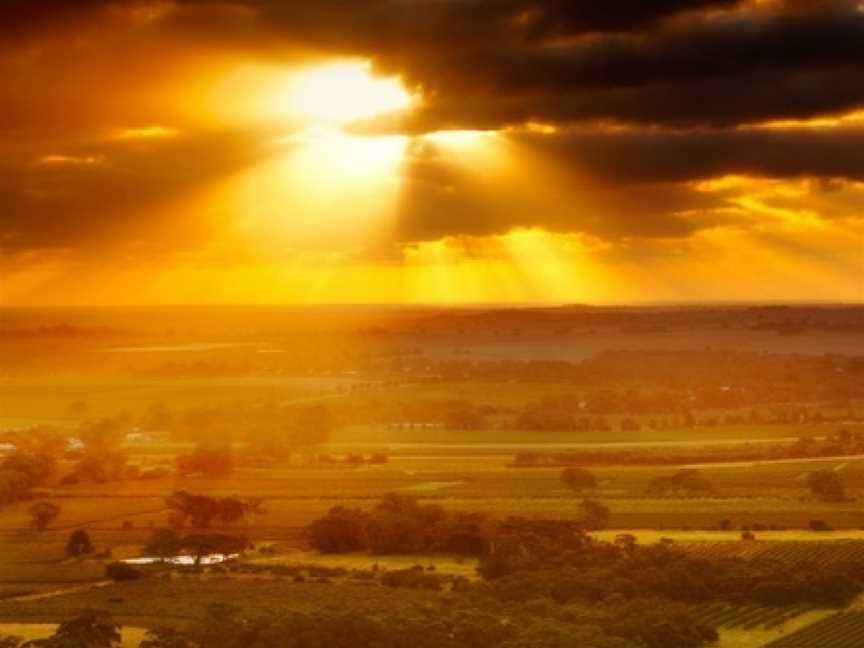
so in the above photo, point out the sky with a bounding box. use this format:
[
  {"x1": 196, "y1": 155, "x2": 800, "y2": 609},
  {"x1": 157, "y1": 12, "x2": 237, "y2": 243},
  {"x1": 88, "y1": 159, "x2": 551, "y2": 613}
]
[{"x1": 1, "y1": 0, "x2": 863, "y2": 305}]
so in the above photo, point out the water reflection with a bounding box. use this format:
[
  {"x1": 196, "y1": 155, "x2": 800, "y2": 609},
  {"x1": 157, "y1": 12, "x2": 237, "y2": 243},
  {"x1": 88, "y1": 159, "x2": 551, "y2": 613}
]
[{"x1": 123, "y1": 553, "x2": 238, "y2": 566}]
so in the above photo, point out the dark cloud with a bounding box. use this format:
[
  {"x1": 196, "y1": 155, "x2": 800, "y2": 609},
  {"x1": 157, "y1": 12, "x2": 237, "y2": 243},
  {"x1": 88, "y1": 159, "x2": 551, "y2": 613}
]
[
  {"x1": 0, "y1": 1, "x2": 108, "y2": 39},
  {"x1": 392, "y1": 126, "x2": 864, "y2": 241},
  {"x1": 510, "y1": 127, "x2": 864, "y2": 184},
  {"x1": 2, "y1": 123, "x2": 863, "y2": 255},
  {"x1": 394, "y1": 168, "x2": 720, "y2": 242},
  {"x1": 5, "y1": 1, "x2": 864, "y2": 132},
  {"x1": 2, "y1": 0, "x2": 864, "y2": 257},
  {"x1": 147, "y1": 1, "x2": 864, "y2": 130},
  {"x1": 345, "y1": 4, "x2": 864, "y2": 131},
  {"x1": 0, "y1": 128, "x2": 275, "y2": 254}
]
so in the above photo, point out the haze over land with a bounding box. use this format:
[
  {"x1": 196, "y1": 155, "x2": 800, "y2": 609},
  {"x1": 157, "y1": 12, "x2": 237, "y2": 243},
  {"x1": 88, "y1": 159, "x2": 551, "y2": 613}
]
[{"x1": 1, "y1": 303, "x2": 864, "y2": 648}]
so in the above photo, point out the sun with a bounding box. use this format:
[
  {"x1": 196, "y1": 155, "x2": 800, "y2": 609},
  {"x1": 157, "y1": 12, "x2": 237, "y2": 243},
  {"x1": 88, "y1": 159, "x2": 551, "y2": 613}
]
[
  {"x1": 198, "y1": 59, "x2": 499, "y2": 264},
  {"x1": 289, "y1": 61, "x2": 413, "y2": 125}
]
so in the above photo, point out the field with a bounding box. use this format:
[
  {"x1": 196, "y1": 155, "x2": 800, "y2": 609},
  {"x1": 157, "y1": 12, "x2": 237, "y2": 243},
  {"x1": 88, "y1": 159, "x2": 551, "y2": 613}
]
[
  {"x1": 0, "y1": 578, "x2": 439, "y2": 625},
  {"x1": 763, "y1": 611, "x2": 864, "y2": 648},
  {"x1": 1, "y1": 305, "x2": 863, "y2": 647},
  {"x1": 7, "y1": 455, "x2": 864, "y2": 602},
  {"x1": 0, "y1": 377, "x2": 341, "y2": 428},
  {"x1": 7, "y1": 452, "x2": 864, "y2": 548}
]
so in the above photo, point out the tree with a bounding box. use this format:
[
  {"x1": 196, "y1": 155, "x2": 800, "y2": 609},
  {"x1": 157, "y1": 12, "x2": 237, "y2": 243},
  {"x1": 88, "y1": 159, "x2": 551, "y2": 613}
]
[
  {"x1": 807, "y1": 469, "x2": 846, "y2": 502},
  {"x1": 0, "y1": 449, "x2": 59, "y2": 508},
  {"x1": 165, "y1": 491, "x2": 252, "y2": 529},
  {"x1": 105, "y1": 562, "x2": 142, "y2": 581},
  {"x1": 429, "y1": 513, "x2": 490, "y2": 556},
  {"x1": 176, "y1": 443, "x2": 233, "y2": 477},
  {"x1": 180, "y1": 533, "x2": 250, "y2": 565},
  {"x1": 66, "y1": 530, "x2": 94, "y2": 558},
  {"x1": 651, "y1": 470, "x2": 712, "y2": 494},
  {"x1": 214, "y1": 497, "x2": 248, "y2": 526},
  {"x1": 611, "y1": 599, "x2": 717, "y2": 648},
  {"x1": 245, "y1": 496, "x2": 266, "y2": 518},
  {"x1": 139, "y1": 628, "x2": 195, "y2": 648},
  {"x1": 365, "y1": 494, "x2": 446, "y2": 554},
  {"x1": 1, "y1": 451, "x2": 57, "y2": 488},
  {"x1": 73, "y1": 452, "x2": 128, "y2": 484},
  {"x1": 143, "y1": 529, "x2": 182, "y2": 562},
  {"x1": 366, "y1": 510, "x2": 426, "y2": 555},
  {"x1": 501, "y1": 621, "x2": 635, "y2": 648},
  {"x1": 561, "y1": 467, "x2": 597, "y2": 492},
  {"x1": 28, "y1": 501, "x2": 60, "y2": 532},
  {"x1": 23, "y1": 610, "x2": 121, "y2": 648},
  {"x1": 166, "y1": 491, "x2": 215, "y2": 528},
  {"x1": 306, "y1": 506, "x2": 368, "y2": 553},
  {"x1": 614, "y1": 533, "x2": 638, "y2": 552},
  {"x1": 77, "y1": 419, "x2": 125, "y2": 454},
  {"x1": 579, "y1": 499, "x2": 610, "y2": 530},
  {"x1": 809, "y1": 519, "x2": 833, "y2": 531}
]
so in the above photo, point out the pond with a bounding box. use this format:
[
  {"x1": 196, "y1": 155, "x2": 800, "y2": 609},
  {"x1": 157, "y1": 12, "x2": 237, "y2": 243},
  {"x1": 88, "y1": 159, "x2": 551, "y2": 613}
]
[
  {"x1": 0, "y1": 624, "x2": 146, "y2": 648},
  {"x1": 123, "y1": 553, "x2": 238, "y2": 566}
]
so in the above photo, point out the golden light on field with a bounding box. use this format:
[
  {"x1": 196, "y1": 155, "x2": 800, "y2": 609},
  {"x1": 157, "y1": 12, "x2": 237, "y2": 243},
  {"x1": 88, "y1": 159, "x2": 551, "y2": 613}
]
[{"x1": 287, "y1": 61, "x2": 414, "y2": 125}]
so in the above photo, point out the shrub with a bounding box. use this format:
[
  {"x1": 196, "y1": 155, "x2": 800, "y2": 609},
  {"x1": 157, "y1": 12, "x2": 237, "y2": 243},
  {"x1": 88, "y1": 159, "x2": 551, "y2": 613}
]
[
  {"x1": 381, "y1": 568, "x2": 443, "y2": 590},
  {"x1": 105, "y1": 562, "x2": 143, "y2": 581},
  {"x1": 66, "y1": 529, "x2": 94, "y2": 557},
  {"x1": 807, "y1": 469, "x2": 846, "y2": 502},
  {"x1": 561, "y1": 467, "x2": 598, "y2": 492}
]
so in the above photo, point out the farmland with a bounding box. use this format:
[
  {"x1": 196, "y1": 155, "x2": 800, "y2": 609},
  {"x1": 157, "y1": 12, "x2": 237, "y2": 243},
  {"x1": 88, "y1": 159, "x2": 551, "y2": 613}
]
[
  {"x1": 1, "y1": 304, "x2": 863, "y2": 647},
  {"x1": 763, "y1": 611, "x2": 864, "y2": 648}
]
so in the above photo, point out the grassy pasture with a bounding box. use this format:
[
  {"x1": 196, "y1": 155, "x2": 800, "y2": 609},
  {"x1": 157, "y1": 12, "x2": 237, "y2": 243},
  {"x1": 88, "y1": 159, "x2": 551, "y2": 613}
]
[
  {"x1": 0, "y1": 497, "x2": 166, "y2": 533},
  {"x1": 0, "y1": 375, "x2": 342, "y2": 422},
  {"x1": 249, "y1": 550, "x2": 479, "y2": 578},
  {"x1": 415, "y1": 328, "x2": 864, "y2": 361},
  {"x1": 90, "y1": 452, "x2": 864, "y2": 501},
  {"x1": 9, "y1": 490, "x2": 864, "y2": 555},
  {"x1": 3, "y1": 430, "x2": 864, "y2": 623},
  {"x1": 332, "y1": 422, "x2": 843, "y2": 447},
  {"x1": 5, "y1": 455, "x2": 864, "y2": 568}
]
